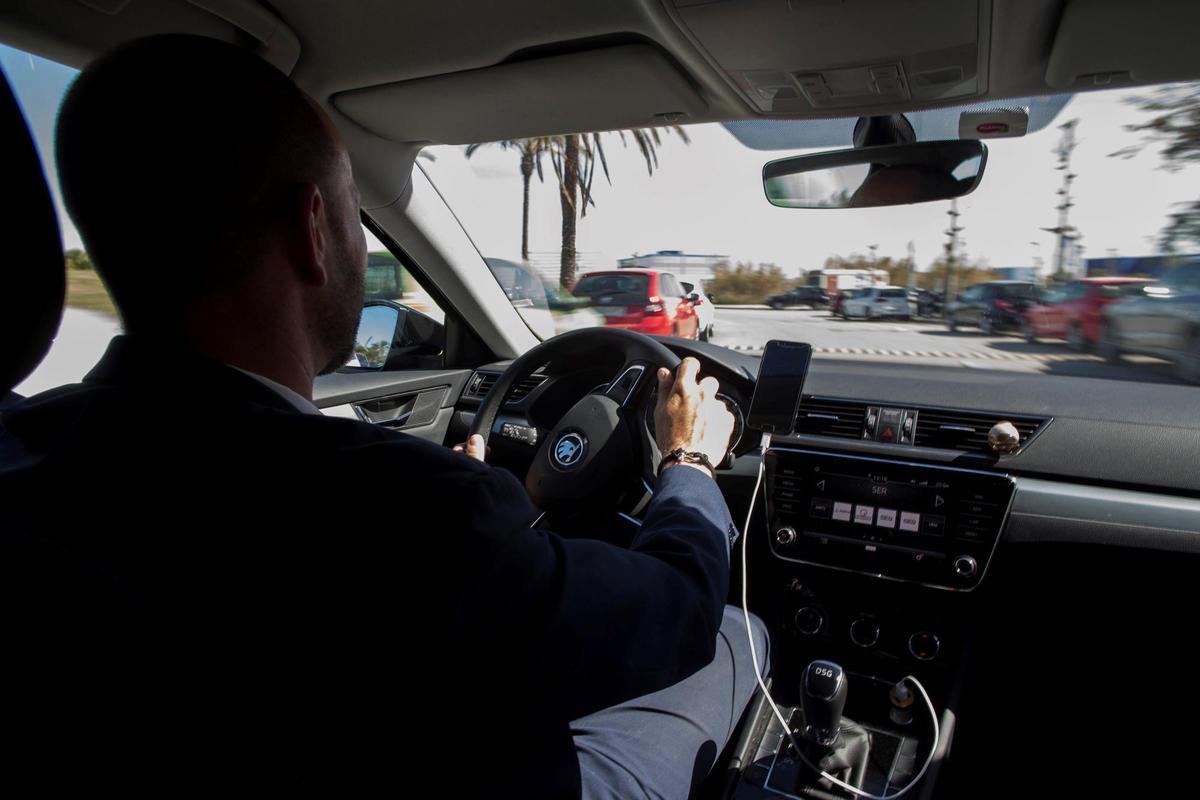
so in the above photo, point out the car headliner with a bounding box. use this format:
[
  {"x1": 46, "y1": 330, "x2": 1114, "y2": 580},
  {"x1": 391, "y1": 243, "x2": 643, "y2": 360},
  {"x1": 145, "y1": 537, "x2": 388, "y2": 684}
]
[{"x1": 5, "y1": 0, "x2": 1200, "y2": 211}]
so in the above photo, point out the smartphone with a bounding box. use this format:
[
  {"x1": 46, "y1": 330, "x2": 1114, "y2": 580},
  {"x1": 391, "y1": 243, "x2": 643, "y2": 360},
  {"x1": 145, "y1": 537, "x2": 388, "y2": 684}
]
[{"x1": 747, "y1": 340, "x2": 813, "y2": 435}]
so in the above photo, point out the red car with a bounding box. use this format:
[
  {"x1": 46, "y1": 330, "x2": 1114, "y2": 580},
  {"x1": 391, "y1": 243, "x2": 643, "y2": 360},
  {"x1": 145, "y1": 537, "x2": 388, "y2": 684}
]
[
  {"x1": 1022, "y1": 277, "x2": 1151, "y2": 349},
  {"x1": 572, "y1": 270, "x2": 700, "y2": 339}
]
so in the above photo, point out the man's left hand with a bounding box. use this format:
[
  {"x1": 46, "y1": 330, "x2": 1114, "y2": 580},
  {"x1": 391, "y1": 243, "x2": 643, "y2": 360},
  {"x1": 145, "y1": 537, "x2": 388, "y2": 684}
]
[{"x1": 452, "y1": 434, "x2": 488, "y2": 462}]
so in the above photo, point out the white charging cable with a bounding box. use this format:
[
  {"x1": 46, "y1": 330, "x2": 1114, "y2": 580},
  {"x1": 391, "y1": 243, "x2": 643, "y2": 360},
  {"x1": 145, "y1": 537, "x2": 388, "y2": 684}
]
[{"x1": 740, "y1": 433, "x2": 940, "y2": 800}]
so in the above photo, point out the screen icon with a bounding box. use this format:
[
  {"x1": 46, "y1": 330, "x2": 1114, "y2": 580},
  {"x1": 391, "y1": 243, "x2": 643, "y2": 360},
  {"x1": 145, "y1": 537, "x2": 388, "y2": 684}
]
[
  {"x1": 832, "y1": 502, "x2": 852, "y2": 522},
  {"x1": 855, "y1": 505, "x2": 875, "y2": 525},
  {"x1": 876, "y1": 508, "x2": 897, "y2": 528},
  {"x1": 899, "y1": 511, "x2": 921, "y2": 532}
]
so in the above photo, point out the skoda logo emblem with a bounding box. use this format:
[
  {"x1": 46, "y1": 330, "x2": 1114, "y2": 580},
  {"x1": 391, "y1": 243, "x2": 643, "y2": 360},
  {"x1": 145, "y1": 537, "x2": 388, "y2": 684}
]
[{"x1": 553, "y1": 432, "x2": 586, "y2": 468}]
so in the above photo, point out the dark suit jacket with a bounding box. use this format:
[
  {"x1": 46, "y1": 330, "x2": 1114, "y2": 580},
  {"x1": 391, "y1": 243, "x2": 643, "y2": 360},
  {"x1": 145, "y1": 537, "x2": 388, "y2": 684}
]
[{"x1": 0, "y1": 336, "x2": 735, "y2": 797}]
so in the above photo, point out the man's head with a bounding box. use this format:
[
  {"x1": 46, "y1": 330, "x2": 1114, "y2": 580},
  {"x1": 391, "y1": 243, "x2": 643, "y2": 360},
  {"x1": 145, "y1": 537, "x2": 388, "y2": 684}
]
[{"x1": 56, "y1": 34, "x2": 366, "y2": 374}]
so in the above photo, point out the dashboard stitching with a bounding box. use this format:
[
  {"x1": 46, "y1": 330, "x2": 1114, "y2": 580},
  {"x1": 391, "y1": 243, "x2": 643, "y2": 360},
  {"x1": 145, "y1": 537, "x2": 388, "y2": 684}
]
[{"x1": 1008, "y1": 511, "x2": 1200, "y2": 536}]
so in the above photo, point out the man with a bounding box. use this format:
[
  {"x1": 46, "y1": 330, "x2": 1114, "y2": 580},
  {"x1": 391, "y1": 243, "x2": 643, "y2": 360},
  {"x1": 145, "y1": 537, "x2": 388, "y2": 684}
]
[{"x1": 0, "y1": 35, "x2": 767, "y2": 797}]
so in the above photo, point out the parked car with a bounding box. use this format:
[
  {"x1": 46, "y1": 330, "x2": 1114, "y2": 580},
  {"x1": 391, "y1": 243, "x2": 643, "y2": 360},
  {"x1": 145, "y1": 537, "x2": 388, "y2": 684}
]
[
  {"x1": 1022, "y1": 277, "x2": 1151, "y2": 350},
  {"x1": 1101, "y1": 261, "x2": 1200, "y2": 383},
  {"x1": 765, "y1": 286, "x2": 827, "y2": 309},
  {"x1": 945, "y1": 281, "x2": 1044, "y2": 334},
  {"x1": 571, "y1": 270, "x2": 700, "y2": 339},
  {"x1": 830, "y1": 287, "x2": 865, "y2": 316},
  {"x1": 840, "y1": 286, "x2": 912, "y2": 319},
  {"x1": 680, "y1": 281, "x2": 716, "y2": 341}
]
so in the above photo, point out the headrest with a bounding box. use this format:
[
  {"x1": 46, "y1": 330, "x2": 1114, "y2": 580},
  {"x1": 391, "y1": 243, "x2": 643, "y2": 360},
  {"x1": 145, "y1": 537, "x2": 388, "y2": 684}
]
[{"x1": 0, "y1": 67, "x2": 65, "y2": 396}]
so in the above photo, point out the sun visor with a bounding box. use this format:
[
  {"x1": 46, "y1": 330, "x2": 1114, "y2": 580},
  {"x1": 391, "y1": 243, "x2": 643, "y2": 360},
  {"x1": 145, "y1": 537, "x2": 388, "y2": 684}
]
[
  {"x1": 333, "y1": 44, "x2": 708, "y2": 145},
  {"x1": 1046, "y1": 0, "x2": 1200, "y2": 90}
]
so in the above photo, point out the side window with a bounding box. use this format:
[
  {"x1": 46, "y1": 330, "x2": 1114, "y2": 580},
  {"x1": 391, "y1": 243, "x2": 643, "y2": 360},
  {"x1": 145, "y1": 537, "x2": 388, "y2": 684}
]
[
  {"x1": 661, "y1": 274, "x2": 683, "y2": 298},
  {"x1": 4, "y1": 46, "x2": 123, "y2": 397},
  {"x1": 362, "y1": 226, "x2": 445, "y2": 324}
]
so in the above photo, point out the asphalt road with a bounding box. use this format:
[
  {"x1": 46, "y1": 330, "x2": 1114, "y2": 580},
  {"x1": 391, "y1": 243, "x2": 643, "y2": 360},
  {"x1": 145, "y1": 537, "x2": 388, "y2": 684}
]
[{"x1": 708, "y1": 305, "x2": 1186, "y2": 385}]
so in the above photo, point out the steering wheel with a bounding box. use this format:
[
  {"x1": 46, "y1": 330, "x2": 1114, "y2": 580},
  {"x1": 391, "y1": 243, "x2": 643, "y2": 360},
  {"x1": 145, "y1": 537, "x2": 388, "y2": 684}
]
[{"x1": 469, "y1": 328, "x2": 680, "y2": 514}]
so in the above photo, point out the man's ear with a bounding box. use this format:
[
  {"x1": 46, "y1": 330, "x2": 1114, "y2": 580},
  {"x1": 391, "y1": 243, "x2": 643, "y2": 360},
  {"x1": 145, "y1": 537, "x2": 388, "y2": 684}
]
[{"x1": 291, "y1": 182, "x2": 330, "y2": 289}]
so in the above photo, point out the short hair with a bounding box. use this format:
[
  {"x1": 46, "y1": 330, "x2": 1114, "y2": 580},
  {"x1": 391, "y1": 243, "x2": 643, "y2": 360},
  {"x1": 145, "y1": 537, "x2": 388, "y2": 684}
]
[{"x1": 56, "y1": 34, "x2": 338, "y2": 332}]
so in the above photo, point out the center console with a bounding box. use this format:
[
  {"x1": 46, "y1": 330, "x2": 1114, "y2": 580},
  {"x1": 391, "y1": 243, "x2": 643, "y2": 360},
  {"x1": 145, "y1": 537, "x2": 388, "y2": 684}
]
[{"x1": 728, "y1": 447, "x2": 1017, "y2": 799}]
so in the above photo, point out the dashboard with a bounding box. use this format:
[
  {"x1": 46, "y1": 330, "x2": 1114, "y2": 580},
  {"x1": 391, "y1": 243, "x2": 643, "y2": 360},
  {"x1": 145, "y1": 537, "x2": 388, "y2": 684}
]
[{"x1": 451, "y1": 336, "x2": 1200, "y2": 495}]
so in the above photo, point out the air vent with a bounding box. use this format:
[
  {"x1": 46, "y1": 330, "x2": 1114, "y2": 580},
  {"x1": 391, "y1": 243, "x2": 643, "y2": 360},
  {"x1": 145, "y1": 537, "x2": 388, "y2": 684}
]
[
  {"x1": 465, "y1": 372, "x2": 499, "y2": 400},
  {"x1": 793, "y1": 398, "x2": 868, "y2": 439},
  {"x1": 507, "y1": 375, "x2": 546, "y2": 403},
  {"x1": 464, "y1": 371, "x2": 546, "y2": 404},
  {"x1": 913, "y1": 410, "x2": 1048, "y2": 453}
]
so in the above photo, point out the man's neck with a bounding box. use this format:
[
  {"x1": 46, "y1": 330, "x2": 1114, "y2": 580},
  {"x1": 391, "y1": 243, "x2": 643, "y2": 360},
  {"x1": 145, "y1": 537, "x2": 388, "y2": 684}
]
[
  {"x1": 220, "y1": 351, "x2": 315, "y2": 401},
  {"x1": 182, "y1": 326, "x2": 317, "y2": 401}
]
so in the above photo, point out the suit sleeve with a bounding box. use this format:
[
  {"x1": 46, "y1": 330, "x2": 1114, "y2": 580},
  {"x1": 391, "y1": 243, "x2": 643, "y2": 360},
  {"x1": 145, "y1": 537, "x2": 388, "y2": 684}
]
[{"x1": 448, "y1": 455, "x2": 735, "y2": 723}]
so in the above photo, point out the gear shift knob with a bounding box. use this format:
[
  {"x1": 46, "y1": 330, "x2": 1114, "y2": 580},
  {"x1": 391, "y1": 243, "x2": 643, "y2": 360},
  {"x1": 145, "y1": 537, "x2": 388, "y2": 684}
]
[{"x1": 801, "y1": 660, "x2": 847, "y2": 746}]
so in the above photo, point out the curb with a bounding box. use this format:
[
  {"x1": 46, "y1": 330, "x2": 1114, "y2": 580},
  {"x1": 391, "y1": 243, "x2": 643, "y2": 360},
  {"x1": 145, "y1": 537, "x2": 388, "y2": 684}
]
[{"x1": 721, "y1": 344, "x2": 1101, "y2": 364}]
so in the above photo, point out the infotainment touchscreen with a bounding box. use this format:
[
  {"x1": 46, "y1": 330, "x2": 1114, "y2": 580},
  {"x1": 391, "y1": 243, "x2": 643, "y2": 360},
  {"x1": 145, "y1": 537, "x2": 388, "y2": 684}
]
[{"x1": 765, "y1": 449, "x2": 1015, "y2": 590}]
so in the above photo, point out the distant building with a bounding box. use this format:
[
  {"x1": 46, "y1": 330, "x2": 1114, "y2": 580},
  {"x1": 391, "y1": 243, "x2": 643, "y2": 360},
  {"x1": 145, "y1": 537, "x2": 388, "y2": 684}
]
[
  {"x1": 617, "y1": 250, "x2": 728, "y2": 286},
  {"x1": 993, "y1": 266, "x2": 1039, "y2": 282},
  {"x1": 365, "y1": 251, "x2": 405, "y2": 300},
  {"x1": 1084, "y1": 254, "x2": 1200, "y2": 279},
  {"x1": 804, "y1": 268, "x2": 889, "y2": 292}
]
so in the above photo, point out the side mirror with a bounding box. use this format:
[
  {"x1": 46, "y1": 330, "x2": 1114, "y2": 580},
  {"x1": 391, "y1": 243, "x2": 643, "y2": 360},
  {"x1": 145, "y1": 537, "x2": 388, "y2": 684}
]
[
  {"x1": 763, "y1": 140, "x2": 987, "y2": 209},
  {"x1": 687, "y1": 293, "x2": 701, "y2": 304},
  {"x1": 349, "y1": 300, "x2": 444, "y2": 370}
]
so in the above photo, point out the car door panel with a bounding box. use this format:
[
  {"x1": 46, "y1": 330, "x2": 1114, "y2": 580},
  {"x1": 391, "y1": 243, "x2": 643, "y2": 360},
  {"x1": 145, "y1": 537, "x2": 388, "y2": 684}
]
[{"x1": 314, "y1": 368, "x2": 472, "y2": 443}]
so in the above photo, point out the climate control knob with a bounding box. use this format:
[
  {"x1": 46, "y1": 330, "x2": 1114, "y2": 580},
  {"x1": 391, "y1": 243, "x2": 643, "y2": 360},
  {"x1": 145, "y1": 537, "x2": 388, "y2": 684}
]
[
  {"x1": 849, "y1": 617, "x2": 881, "y2": 648},
  {"x1": 775, "y1": 526, "x2": 797, "y2": 546},
  {"x1": 795, "y1": 606, "x2": 825, "y2": 636},
  {"x1": 953, "y1": 555, "x2": 978, "y2": 579}
]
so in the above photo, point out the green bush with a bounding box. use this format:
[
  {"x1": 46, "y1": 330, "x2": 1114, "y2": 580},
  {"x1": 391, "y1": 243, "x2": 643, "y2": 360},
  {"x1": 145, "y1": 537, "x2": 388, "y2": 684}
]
[
  {"x1": 705, "y1": 261, "x2": 789, "y2": 304},
  {"x1": 64, "y1": 248, "x2": 94, "y2": 271}
]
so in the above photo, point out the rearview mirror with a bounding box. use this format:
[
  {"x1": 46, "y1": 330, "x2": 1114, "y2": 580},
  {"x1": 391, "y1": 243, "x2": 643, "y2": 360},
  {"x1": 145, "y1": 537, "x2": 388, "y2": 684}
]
[{"x1": 763, "y1": 140, "x2": 987, "y2": 209}]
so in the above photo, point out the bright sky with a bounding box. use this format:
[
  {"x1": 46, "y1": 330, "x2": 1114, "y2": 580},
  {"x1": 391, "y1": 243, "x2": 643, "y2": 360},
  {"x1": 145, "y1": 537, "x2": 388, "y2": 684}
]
[{"x1": 4, "y1": 42, "x2": 1196, "y2": 276}]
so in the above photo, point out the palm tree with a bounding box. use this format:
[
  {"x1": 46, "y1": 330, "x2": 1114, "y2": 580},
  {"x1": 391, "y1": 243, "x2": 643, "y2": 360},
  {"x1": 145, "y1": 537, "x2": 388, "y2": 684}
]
[
  {"x1": 548, "y1": 126, "x2": 690, "y2": 288},
  {"x1": 464, "y1": 138, "x2": 550, "y2": 262},
  {"x1": 464, "y1": 127, "x2": 689, "y2": 287}
]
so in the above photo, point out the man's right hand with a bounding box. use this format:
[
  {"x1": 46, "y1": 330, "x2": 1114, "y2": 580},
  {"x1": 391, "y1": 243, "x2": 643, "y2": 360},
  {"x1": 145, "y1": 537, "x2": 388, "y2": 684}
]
[{"x1": 653, "y1": 357, "x2": 736, "y2": 474}]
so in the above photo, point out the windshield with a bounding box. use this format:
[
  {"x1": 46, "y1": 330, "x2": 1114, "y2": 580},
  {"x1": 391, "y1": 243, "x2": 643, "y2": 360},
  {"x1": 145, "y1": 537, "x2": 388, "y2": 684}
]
[{"x1": 424, "y1": 82, "x2": 1200, "y2": 387}]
